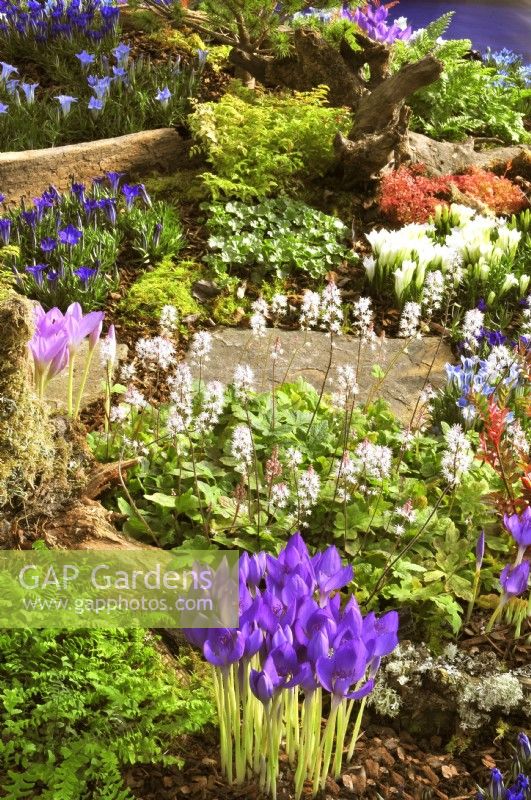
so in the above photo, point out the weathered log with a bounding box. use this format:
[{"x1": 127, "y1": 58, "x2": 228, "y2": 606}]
[{"x1": 405, "y1": 130, "x2": 531, "y2": 182}]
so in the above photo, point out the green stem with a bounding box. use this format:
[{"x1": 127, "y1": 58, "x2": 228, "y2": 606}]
[
  {"x1": 346, "y1": 695, "x2": 367, "y2": 762},
  {"x1": 74, "y1": 345, "x2": 95, "y2": 418},
  {"x1": 67, "y1": 352, "x2": 76, "y2": 417}
]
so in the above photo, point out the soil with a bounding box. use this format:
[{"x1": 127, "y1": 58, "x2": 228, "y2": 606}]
[{"x1": 123, "y1": 721, "x2": 501, "y2": 800}]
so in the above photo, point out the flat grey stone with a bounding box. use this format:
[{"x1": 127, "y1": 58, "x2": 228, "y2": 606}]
[
  {"x1": 45, "y1": 340, "x2": 127, "y2": 411},
  {"x1": 186, "y1": 328, "x2": 452, "y2": 423}
]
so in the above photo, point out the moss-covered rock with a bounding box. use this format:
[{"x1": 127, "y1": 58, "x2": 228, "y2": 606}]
[
  {"x1": 120, "y1": 259, "x2": 205, "y2": 325},
  {"x1": 143, "y1": 169, "x2": 206, "y2": 205}
]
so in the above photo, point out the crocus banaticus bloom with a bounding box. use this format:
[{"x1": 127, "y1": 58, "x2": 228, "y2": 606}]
[
  {"x1": 490, "y1": 768, "x2": 505, "y2": 800},
  {"x1": 500, "y1": 561, "x2": 530, "y2": 597},
  {"x1": 55, "y1": 94, "x2": 78, "y2": 115},
  {"x1": 518, "y1": 732, "x2": 531, "y2": 760},
  {"x1": 63, "y1": 302, "x2": 104, "y2": 417},
  {"x1": 29, "y1": 306, "x2": 69, "y2": 396},
  {"x1": 362, "y1": 610, "x2": 399, "y2": 659},
  {"x1": 204, "y1": 629, "x2": 245, "y2": 667},
  {"x1": 316, "y1": 644, "x2": 372, "y2": 702},
  {"x1": 504, "y1": 507, "x2": 531, "y2": 562},
  {"x1": 250, "y1": 667, "x2": 276, "y2": 704},
  {"x1": 312, "y1": 545, "x2": 353, "y2": 604}
]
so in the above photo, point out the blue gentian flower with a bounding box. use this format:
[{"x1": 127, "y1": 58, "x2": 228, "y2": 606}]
[
  {"x1": 0, "y1": 62, "x2": 18, "y2": 81},
  {"x1": 112, "y1": 42, "x2": 130, "y2": 64},
  {"x1": 75, "y1": 50, "x2": 95, "y2": 67},
  {"x1": 0, "y1": 102, "x2": 8, "y2": 114},
  {"x1": 58, "y1": 224, "x2": 82, "y2": 246},
  {"x1": 54, "y1": 94, "x2": 78, "y2": 115},
  {"x1": 88, "y1": 96, "x2": 104, "y2": 113},
  {"x1": 74, "y1": 266, "x2": 97, "y2": 284},
  {"x1": 40, "y1": 237, "x2": 57, "y2": 253},
  {"x1": 0, "y1": 217, "x2": 10, "y2": 244},
  {"x1": 20, "y1": 82, "x2": 39, "y2": 103},
  {"x1": 155, "y1": 86, "x2": 171, "y2": 107}
]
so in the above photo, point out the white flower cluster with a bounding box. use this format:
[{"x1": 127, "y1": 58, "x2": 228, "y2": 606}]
[
  {"x1": 233, "y1": 364, "x2": 255, "y2": 399},
  {"x1": 231, "y1": 424, "x2": 253, "y2": 468},
  {"x1": 441, "y1": 424, "x2": 474, "y2": 486},
  {"x1": 354, "y1": 440, "x2": 393, "y2": 481},
  {"x1": 351, "y1": 296, "x2": 378, "y2": 345},
  {"x1": 421, "y1": 269, "x2": 445, "y2": 315},
  {"x1": 297, "y1": 466, "x2": 321, "y2": 519},
  {"x1": 364, "y1": 204, "x2": 528, "y2": 307},
  {"x1": 300, "y1": 281, "x2": 343, "y2": 334},
  {"x1": 461, "y1": 308, "x2": 484, "y2": 351},
  {"x1": 160, "y1": 304, "x2": 178, "y2": 337},
  {"x1": 398, "y1": 302, "x2": 422, "y2": 339},
  {"x1": 190, "y1": 330, "x2": 213, "y2": 364},
  {"x1": 332, "y1": 364, "x2": 359, "y2": 409},
  {"x1": 135, "y1": 336, "x2": 176, "y2": 371},
  {"x1": 250, "y1": 298, "x2": 269, "y2": 338}
]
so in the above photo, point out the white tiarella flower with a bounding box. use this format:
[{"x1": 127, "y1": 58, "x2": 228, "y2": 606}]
[
  {"x1": 394, "y1": 523, "x2": 405, "y2": 538},
  {"x1": 507, "y1": 420, "x2": 530, "y2": 456},
  {"x1": 333, "y1": 364, "x2": 359, "y2": 408},
  {"x1": 461, "y1": 309, "x2": 484, "y2": 350},
  {"x1": 231, "y1": 424, "x2": 253, "y2": 468},
  {"x1": 398, "y1": 302, "x2": 422, "y2": 338},
  {"x1": 168, "y1": 363, "x2": 193, "y2": 422},
  {"x1": 300, "y1": 290, "x2": 321, "y2": 330},
  {"x1": 484, "y1": 345, "x2": 520, "y2": 383},
  {"x1": 109, "y1": 404, "x2": 129, "y2": 423},
  {"x1": 120, "y1": 362, "x2": 136, "y2": 382},
  {"x1": 160, "y1": 304, "x2": 178, "y2": 336},
  {"x1": 522, "y1": 298, "x2": 531, "y2": 335},
  {"x1": 271, "y1": 482, "x2": 290, "y2": 509},
  {"x1": 99, "y1": 333, "x2": 117, "y2": 368},
  {"x1": 352, "y1": 296, "x2": 375, "y2": 340},
  {"x1": 270, "y1": 338, "x2": 284, "y2": 361},
  {"x1": 190, "y1": 330, "x2": 213, "y2": 364},
  {"x1": 250, "y1": 311, "x2": 267, "y2": 337},
  {"x1": 335, "y1": 451, "x2": 357, "y2": 502},
  {"x1": 167, "y1": 409, "x2": 187, "y2": 435},
  {"x1": 196, "y1": 380, "x2": 225, "y2": 433},
  {"x1": 135, "y1": 336, "x2": 176, "y2": 371},
  {"x1": 124, "y1": 386, "x2": 147, "y2": 409},
  {"x1": 297, "y1": 466, "x2": 320, "y2": 515},
  {"x1": 422, "y1": 270, "x2": 445, "y2": 315},
  {"x1": 320, "y1": 281, "x2": 343, "y2": 335},
  {"x1": 441, "y1": 424, "x2": 474, "y2": 486},
  {"x1": 252, "y1": 297, "x2": 269, "y2": 316},
  {"x1": 354, "y1": 440, "x2": 393, "y2": 481},
  {"x1": 271, "y1": 293, "x2": 288, "y2": 317},
  {"x1": 395, "y1": 499, "x2": 416, "y2": 522},
  {"x1": 286, "y1": 447, "x2": 303, "y2": 469},
  {"x1": 233, "y1": 364, "x2": 255, "y2": 399}
]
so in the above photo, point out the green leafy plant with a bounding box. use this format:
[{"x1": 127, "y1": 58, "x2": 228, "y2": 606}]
[
  {"x1": 205, "y1": 197, "x2": 355, "y2": 280},
  {"x1": 189, "y1": 84, "x2": 352, "y2": 200},
  {"x1": 392, "y1": 15, "x2": 529, "y2": 143},
  {"x1": 0, "y1": 628, "x2": 214, "y2": 800}
]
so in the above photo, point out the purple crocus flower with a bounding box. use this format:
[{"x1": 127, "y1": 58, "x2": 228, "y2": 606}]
[
  {"x1": 518, "y1": 732, "x2": 531, "y2": 760},
  {"x1": 29, "y1": 306, "x2": 70, "y2": 389},
  {"x1": 250, "y1": 667, "x2": 276, "y2": 704},
  {"x1": 312, "y1": 545, "x2": 353, "y2": 604},
  {"x1": 489, "y1": 768, "x2": 505, "y2": 800},
  {"x1": 500, "y1": 561, "x2": 530, "y2": 597},
  {"x1": 121, "y1": 183, "x2": 142, "y2": 209},
  {"x1": 0, "y1": 217, "x2": 11, "y2": 244},
  {"x1": 25, "y1": 263, "x2": 47, "y2": 284},
  {"x1": 58, "y1": 224, "x2": 82, "y2": 246},
  {"x1": 70, "y1": 183, "x2": 86, "y2": 202},
  {"x1": 203, "y1": 628, "x2": 246, "y2": 667},
  {"x1": 362, "y1": 610, "x2": 399, "y2": 659},
  {"x1": 503, "y1": 508, "x2": 531, "y2": 555},
  {"x1": 63, "y1": 302, "x2": 104, "y2": 353},
  {"x1": 315, "y1": 643, "x2": 372, "y2": 701}
]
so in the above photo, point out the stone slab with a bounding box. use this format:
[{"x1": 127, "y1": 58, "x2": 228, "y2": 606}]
[
  {"x1": 45, "y1": 340, "x2": 127, "y2": 412},
  {"x1": 0, "y1": 128, "x2": 190, "y2": 204},
  {"x1": 186, "y1": 328, "x2": 452, "y2": 423}
]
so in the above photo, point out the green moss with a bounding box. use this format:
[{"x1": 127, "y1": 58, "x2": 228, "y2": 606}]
[
  {"x1": 120, "y1": 258, "x2": 205, "y2": 324},
  {"x1": 120, "y1": 7, "x2": 165, "y2": 33},
  {"x1": 143, "y1": 169, "x2": 207, "y2": 205},
  {"x1": 165, "y1": 28, "x2": 208, "y2": 55},
  {"x1": 0, "y1": 246, "x2": 17, "y2": 302}
]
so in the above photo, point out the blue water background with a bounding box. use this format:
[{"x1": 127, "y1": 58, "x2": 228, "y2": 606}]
[{"x1": 394, "y1": 1, "x2": 531, "y2": 60}]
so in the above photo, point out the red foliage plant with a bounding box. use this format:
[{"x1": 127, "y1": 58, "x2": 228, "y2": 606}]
[{"x1": 379, "y1": 165, "x2": 528, "y2": 225}]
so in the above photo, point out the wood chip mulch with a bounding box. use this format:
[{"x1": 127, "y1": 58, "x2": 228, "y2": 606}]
[{"x1": 123, "y1": 720, "x2": 510, "y2": 800}]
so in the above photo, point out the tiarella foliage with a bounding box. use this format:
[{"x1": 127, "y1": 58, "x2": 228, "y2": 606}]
[
  {"x1": 0, "y1": 628, "x2": 214, "y2": 800},
  {"x1": 3, "y1": 176, "x2": 183, "y2": 309},
  {"x1": 189, "y1": 84, "x2": 352, "y2": 200},
  {"x1": 184, "y1": 534, "x2": 399, "y2": 798},
  {"x1": 205, "y1": 198, "x2": 356, "y2": 281}
]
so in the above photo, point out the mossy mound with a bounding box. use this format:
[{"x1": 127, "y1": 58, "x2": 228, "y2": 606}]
[
  {"x1": 143, "y1": 169, "x2": 206, "y2": 205},
  {"x1": 120, "y1": 259, "x2": 205, "y2": 325}
]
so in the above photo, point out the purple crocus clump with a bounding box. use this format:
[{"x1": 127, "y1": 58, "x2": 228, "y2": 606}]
[
  {"x1": 343, "y1": 2, "x2": 412, "y2": 45},
  {"x1": 188, "y1": 532, "x2": 398, "y2": 704}
]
